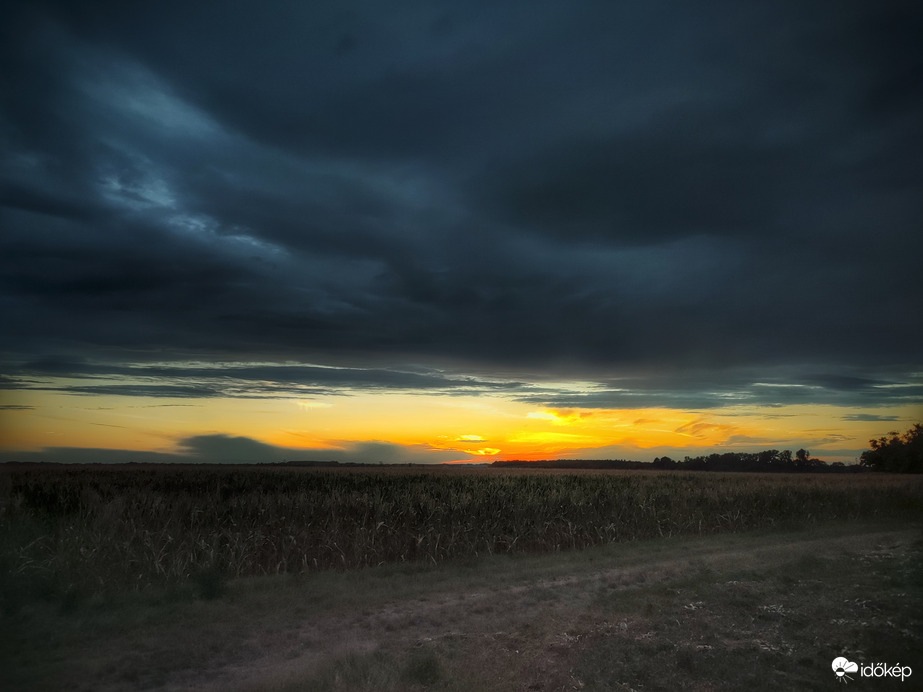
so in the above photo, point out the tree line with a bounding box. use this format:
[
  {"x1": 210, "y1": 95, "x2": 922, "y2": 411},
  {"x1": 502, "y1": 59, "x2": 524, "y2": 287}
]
[
  {"x1": 492, "y1": 449, "x2": 850, "y2": 473},
  {"x1": 493, "y1": 424, "x2": 922, "y2": 474},
  {"x1": 858, "y1": 423, "x2": 922, "y2": 473},
  {"x1": 650, "y1": 449, "x2": 846, "y2": 473}
]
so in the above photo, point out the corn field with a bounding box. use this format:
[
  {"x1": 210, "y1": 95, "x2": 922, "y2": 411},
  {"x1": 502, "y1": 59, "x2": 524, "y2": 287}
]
[{"x1": 2, "y1": 465, "x2": 921, "y2": 605}]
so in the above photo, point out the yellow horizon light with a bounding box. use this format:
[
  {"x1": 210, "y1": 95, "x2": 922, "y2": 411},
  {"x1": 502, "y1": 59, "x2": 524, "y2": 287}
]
[
  {"x1": 296, "y1": 400, "x2": 333, "y2": 410},
  {"x1": 2, "y1": 380, "x2": 917, "y2": 464}
]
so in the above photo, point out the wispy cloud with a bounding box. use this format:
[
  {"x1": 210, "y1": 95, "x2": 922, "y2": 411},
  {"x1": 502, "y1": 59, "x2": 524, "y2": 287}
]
[{"x1": 841, "y1": 414, "x2": 901, "y2": 422}]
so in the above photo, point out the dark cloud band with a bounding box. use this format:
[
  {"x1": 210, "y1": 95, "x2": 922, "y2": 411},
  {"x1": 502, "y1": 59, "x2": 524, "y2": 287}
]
[{"x1": 1, "y1": 1, "x2": 921, "y2": 416}]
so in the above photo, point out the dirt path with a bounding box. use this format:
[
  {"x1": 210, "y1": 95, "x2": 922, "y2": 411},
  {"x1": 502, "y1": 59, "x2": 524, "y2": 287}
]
[{"x1": 150, "y1": 523, "x2": 921, "y2": 691}]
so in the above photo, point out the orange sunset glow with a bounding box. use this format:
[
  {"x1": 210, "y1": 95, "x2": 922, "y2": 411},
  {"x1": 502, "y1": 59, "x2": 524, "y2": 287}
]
[{"x1": 3, "y1": 373, "x2": 917, "y2": 466}]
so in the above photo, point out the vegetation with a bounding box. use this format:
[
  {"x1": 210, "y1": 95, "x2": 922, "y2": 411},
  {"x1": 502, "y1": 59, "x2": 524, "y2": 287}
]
[
  {"x1": 860, "y1": 423, "x2": 923, "y2": 473},
  {"x1": 495, "y1": 449, "x2": 843, "y2": 472},
  {"x1": 3, "y1": 520, "x2": 919, "y2": 692},
  {"x1": 2, "y1": 465, "x2": 921, "y2": 612}
]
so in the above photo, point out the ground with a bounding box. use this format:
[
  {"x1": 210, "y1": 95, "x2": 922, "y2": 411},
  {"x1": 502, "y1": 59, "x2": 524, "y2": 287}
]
[{"x1": 3, "y1": 520, "x2": 921, "y2": 691}]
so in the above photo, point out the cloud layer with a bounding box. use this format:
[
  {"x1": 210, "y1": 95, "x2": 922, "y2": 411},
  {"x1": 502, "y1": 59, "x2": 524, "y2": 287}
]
[
  {"x1": 2, "y1": 1, "x2": 922, "y2": 421},
  {"x1": 0, "y1": 434, "x2": 462, "y2": 465}
]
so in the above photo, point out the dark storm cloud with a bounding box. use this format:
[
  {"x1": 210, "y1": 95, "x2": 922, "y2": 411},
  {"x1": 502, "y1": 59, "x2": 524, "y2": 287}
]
[
  {"x1": 0, "y1": 434, "x2": 460, "y2": 465},
  {"x1": 4, "y1": 357, "x2": 920, "y2": 410},
  {"x1": 516, "y1": 369, "x2": 923, "y2": 411},
  {"x1": 3, "y1": 358, "x2": 529, "y2": 398},
  {"x1": 176, "y1": 434, "x2": 289, "y2": 463},
  {"x1": 1, "y1": 0, "x2": 922, "y2": 410},
  {"x1": 38, "y1": 384, "x2": 226, "y2": 399}
]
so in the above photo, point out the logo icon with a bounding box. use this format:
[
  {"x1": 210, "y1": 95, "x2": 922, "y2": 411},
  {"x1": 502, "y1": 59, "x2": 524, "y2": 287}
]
[{"x1": 832, "y1": 657, "x2": 859, "y2": 683}]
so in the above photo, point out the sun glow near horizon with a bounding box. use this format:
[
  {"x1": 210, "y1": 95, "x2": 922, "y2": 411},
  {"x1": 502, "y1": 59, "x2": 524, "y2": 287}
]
[{"x1": 1, "y1": 380, "x2": 915, "y2": 465}]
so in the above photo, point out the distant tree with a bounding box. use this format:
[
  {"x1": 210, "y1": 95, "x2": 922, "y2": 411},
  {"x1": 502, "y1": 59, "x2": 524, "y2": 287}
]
[
  {"x1": 794, "y1": 448, "x2": 825, "y2": 470},
  {"x1": 652, "y1": 456, "x2": 677, "y2": 469},
  {"x1": 859, "y1": 424, "x2": 923, "y2": 473},
  {"x1": 777, "y1": 449, "x2": 794, "y2": 471}
]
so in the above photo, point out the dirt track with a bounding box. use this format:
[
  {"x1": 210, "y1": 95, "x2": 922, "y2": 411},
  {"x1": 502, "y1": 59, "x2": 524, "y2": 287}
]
[{"x1": 151, "y1": 523, "x2": 921, "y2": 691}]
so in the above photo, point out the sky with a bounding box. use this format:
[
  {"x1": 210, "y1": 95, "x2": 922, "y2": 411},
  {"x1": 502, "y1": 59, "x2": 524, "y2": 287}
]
[{"x1": 1, "y1": 0, "x2": 921, "y2": 465}]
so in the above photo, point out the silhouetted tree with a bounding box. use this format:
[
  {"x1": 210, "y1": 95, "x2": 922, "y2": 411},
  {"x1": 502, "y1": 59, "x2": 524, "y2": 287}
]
[
  {"x1": 651, "y1": 456, "x2": 677, "y2": 469},
  {"x1": 777, "y1": 449, "x2": 794, "y2": 471},
  {"x1": 859, "y1": 424, "x2": 923, "y2": 473},
  {"x1": 794, "y1": 448, "x2": 824, "y2": 470}
]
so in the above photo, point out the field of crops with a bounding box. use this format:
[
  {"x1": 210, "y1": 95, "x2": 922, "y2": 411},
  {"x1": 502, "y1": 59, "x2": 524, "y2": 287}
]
[{"x1": 2, "y1": 464, "x2": 921, "y2": 610}]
